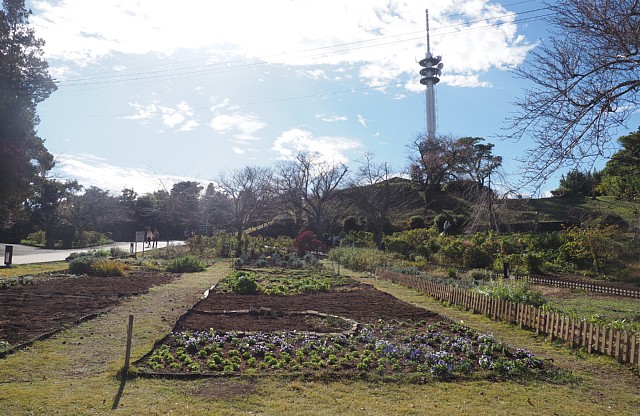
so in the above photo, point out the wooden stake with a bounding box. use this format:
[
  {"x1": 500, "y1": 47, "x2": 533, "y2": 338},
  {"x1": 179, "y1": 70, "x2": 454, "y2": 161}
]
[{"x1": 124, "y1": 314, "x2": 134, "y2": 373}]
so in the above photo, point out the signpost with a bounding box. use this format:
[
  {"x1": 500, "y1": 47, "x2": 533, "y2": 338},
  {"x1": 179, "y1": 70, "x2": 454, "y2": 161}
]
[{"x1": 135, "y1": 231, "x2": 146, "y2": 253}]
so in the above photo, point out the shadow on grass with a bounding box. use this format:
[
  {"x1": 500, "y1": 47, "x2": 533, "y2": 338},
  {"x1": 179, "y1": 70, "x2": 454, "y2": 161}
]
[{"x1": 112, "y1": 375, "x2": 127, "y2": 410}]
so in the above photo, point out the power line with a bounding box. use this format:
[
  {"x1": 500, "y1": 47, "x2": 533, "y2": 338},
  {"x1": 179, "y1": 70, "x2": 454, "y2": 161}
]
[
  {"x1": 53, "y1": 7, "x2": 549, "y2": 91},
  {"x1": 40, "y1": 80, "x2": 411, "y2": 118}
]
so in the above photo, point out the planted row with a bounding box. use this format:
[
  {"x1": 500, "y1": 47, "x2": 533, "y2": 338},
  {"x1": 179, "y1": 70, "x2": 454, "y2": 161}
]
[
  {"x1": 218, "y1": 269, "x2": 353, "y2": 296},
  {"x1": 140, "y1": 320, "x2": 545, "y2": 381}
]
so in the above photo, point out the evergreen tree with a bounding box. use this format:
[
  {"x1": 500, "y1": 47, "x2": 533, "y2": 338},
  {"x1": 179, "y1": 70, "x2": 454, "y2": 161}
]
[
  {"x1": 599, "y1": 129, "x2": 640, "y2": 201},
  {"x1": 0, "y1": 0, "x2": 57, "y2": 228}
]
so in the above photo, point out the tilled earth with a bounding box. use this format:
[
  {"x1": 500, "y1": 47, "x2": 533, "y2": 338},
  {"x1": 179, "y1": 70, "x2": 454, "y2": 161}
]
[
  {"x1": 0, "y1": 270, "x2": 178, "y2": 346},
  {"x1": 176, "y1": 281, "x2": 443, "y2": 333}
]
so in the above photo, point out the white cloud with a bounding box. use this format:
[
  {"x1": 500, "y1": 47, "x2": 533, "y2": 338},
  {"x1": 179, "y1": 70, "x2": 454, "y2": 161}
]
[
  {"x1": 304, "y1": 69, "x2": 327, "y2": 80},
  {"x1": 271, "y1": 128, "x2": 362, "y2": 164},
  {"x1": 209, "y1": 113, "x2": 267, "y2": 142},
  {"x1": 357, "y1": 114, "x2": 367, "y2": 127},
  {"x1": 122, "y1": 100, "x2": 199, "y2": 130},
  {"x1": 178, "y1": 120, "x2": 200, "y2": 132},
  {"x1": 122, "y1": 101, "x2": 157, "y2": 121},
  {"x1": 31, "y1": 0, "x2": 534, "y2": 88},
  {"x1": 52, "y1": 153, "x2": 198, "y2": 194},
  {"x1": 316, "y1": 113, "x2": 348, "y2": 122}
]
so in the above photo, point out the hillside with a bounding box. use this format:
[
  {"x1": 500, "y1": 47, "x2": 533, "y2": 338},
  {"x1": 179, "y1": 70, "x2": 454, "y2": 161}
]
[
  {"x1": 255, "y1": 178, "x2": 637, "y2": 237},
  {"x1": 339, "y1": 179, "x2": 638, "y2": 233}
]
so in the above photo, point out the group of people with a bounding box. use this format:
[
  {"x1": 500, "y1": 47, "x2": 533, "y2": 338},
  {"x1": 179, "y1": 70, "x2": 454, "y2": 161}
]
[{"x1": 146, "y1": 228, "x2": 160, "y2": 248}]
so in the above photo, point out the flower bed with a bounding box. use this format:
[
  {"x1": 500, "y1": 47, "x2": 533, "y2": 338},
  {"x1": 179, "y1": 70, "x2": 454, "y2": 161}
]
[{"x1": 138, "y1": 320, "x2": 545, "y2": 381}]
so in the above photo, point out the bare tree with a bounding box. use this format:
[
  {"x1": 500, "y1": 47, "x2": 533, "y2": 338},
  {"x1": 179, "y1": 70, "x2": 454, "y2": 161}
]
[
  {"x1": 349, "y1": 153, "x2": 405, "y2": 249},
  {"x1": 408, "y1": 133, "x2": 461, "y2": 197},
  {"x1": 216, "y1": 166, "x2": 275, "y2": 256},
  {"x1": 506, "y1": 0, "x2": 640, "y2": 188},
  {"x1": 275, "y1": 152, "x2": 349, "y2": 238}
]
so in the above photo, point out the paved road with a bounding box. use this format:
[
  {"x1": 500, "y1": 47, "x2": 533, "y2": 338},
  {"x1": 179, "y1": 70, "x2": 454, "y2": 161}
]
[{"x1": 0, "y1": 241, "x2": 184, "y2": 265}]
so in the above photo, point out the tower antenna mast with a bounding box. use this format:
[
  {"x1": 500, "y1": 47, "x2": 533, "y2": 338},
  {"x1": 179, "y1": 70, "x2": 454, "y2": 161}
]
[{"x1": 419, "y1": 9, "x2": 443, "y2": 140}]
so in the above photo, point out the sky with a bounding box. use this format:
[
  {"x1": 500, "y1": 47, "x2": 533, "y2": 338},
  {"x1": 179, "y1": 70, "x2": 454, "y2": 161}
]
[{"x1": 24, "y1": 0, "x2": 638, "y2": 196}]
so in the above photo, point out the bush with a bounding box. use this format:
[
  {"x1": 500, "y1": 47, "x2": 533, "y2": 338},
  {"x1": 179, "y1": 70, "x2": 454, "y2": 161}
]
[
  {"x1": 339, "y1": 231, "x2": 375, "y2": 248},
  {"x1": 21, "y1": 230, "x2": 46, "y2": 246},
  {"x1": 74, "y1": 231, "x2": 113, "y2": 247},
  {"x1": 303, "y1": 253, "x2": 319, "y2": 266},
  {"x1": 287, "y1": 254, "x2": 304, "y2": 269},
  {"x1": 67, "y1": 250, "x2": 110, "y2": 275},
  {"x1": 68, "y1": 256, "x2": 95, "y2": 275},
  {"x1": 255, "y1": 256, "x2": 268, "y2": 267},
  {"x1": 110, "y1": 247, "x2": 131, "y2": 258},
  {"x1": 90, "y1": 259, "x2": 127, "y2": 276},
  {"x1": 293, "y1": 231, "x2": 326, "y2": 256},
  {"x1": 165, "y1": 255, "x2": 205, "y2": 273},
  {"x1": 227, "y1": 271, "x2": 259, "y2": 294},
  {"x1": 383, "y1": 237, "x2": 412, "y2": 257},
  {"x1": 328, "y1": 246, "x2": 398, "y2": 272},
  {"x1": 462, "y1": 246, "x2": 493, "y2": 269},
  {"x1": 408, "y1": 216, "x2": 426, "y2": 229},
  {"x1": 476, "y1": 279, "x2": 546, "y2": 307}
]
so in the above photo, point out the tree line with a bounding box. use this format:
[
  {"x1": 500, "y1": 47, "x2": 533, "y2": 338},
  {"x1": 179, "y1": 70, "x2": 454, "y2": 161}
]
[{"x1": 2, "y1": 0, "x2": 639, "y2": 251}]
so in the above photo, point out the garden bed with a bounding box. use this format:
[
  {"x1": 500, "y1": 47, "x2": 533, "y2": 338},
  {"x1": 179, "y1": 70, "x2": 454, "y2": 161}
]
[
  {"x1": 137, "y1": 269, "x2": 550, "y2": 381},
  {"x1": 0, "y1": 270, "x2": 178, "y2": 350}
]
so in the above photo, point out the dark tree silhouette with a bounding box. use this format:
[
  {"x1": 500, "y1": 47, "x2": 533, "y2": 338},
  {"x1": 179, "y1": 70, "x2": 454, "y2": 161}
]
[{"x1": 0, "y1": 0, "x2": 57, "y2": 228}]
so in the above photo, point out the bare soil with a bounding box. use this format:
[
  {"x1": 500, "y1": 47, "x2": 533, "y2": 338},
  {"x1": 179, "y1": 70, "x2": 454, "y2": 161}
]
[
  {"x1": 0, "y1": 270, "x2": 178, "y2": 346},
  {"x1": 176, "y1": 281, "x2": 442, "y2": 333}
]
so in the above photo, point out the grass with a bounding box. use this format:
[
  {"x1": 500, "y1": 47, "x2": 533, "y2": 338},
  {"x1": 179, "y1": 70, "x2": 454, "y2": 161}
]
[
  {"x1": 1, "y1": 263, "x2": 639, "y2": 414},
  {"x1": 539, "y1": 286, "x2": 640, "y2": 322},
  {"x1": 0, "y1": 261, "x2": 68, "y2": 278}
]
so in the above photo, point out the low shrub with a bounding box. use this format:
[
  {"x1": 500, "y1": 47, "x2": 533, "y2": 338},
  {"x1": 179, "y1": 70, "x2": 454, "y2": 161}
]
[
  {"x1": 329, "y1": 246, "x2": 399, "y2": 272},
  {"x1": 110, "y1": 247, "x2": 131, "y2": 258},
  {"x1": 90, "y1": 259, "x2": 127, "y2": 276},
  {"x1": 476, "y1": 279, "x2": 547, "y2": 307},
  {"x1": 165, "y1": 255, "x2": 206, "y2": 273},
  {"x1": 74, "y1": 231, "x2": 113, "y2": 247},
  {"x1": 227, "y1": 270, "x2": 259, "y2": 294},
  {"x1": 293, "y1": 231, "x2": 326, "y2": 256},
  {"x1": 68, "y1": 256, "x2": 94, "y2": 275},
  {"x1": 21, "y1": 230, "x2": 46, "y2": 246},
  {"x1": 287, "y1": 254, "x2": 304, "y2": 269}
]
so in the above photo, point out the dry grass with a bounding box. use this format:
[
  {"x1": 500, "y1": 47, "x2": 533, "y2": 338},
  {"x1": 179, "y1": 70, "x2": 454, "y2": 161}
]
[
  {"x1": 0, "y1": 261, "x2": 68, "y2": 278},
  {"x1": 1, "y1": 264, "x2": 639, "y2": 415}
]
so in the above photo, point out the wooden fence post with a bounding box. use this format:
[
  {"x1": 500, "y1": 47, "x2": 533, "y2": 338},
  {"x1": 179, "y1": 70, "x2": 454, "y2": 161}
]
[
  {"x1": 632, "y1": 335, "x2": 638, "y2": 366},
  {"x1": 607, "y1": 326, "x2": 614, "y2": 356},
  {"x1": 124, "y1": 314, "x2": 134, "y2": 374}
]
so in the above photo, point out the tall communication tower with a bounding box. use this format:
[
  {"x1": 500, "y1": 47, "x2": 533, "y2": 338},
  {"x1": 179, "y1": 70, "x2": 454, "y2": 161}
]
[{"x1": 419, "y1": 9, "x2": 443, "y2": 140}]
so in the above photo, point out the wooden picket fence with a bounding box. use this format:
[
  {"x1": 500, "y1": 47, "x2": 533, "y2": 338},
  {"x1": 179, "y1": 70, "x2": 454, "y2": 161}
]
[
  {"x1": 516, "y1": 275, "x2": 640, "y2": 299},
  {"x1": 375, "y1": 268, "x2": 640, "y2": 369}
]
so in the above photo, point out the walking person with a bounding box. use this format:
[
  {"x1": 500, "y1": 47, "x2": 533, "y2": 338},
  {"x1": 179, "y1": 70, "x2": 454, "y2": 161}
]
[
  {"x1": 153, "y1": 228, "x2": 159, "y2": 248},
  {"x1": 146, "y1": 229, "x2": 153, "y2": 247}
]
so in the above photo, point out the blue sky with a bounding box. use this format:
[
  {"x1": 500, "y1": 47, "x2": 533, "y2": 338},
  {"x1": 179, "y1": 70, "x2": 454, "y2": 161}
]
[{"x1": 26, "y1": 0, "x2": 638, "y2": 196}]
